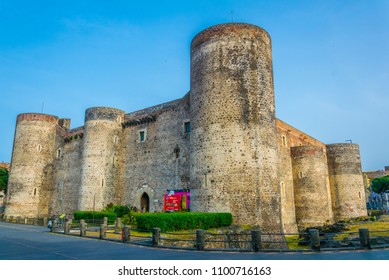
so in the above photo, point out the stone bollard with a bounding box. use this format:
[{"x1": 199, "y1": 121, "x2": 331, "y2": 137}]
[
  {"x1": 100, "y1": 224, "x2": 106, "y2": 239},
  {"x1": 64, "y1": 221, "x2": 71, "y2": 234},
  {"x1": 152, "y1": 228, "x2": 161, "y2": 246},
  {"x1": 122, "y1": 226, "x2": 131, "y2": 242},
  {"x1": 80, "y1": 219, "x2": 86, "y2": 236},
  {"x1": 251, "y1": 230, "x2": 262, "y2": 252},
  {"x1": 16, "y1": 216, "x2": 20, "y2": 223},
  {"x1": 24, "y1": 217, "x2": 28, "y2": 224},
  {"x1": 196, "y1": 229, "x2": 205, "y2": 251},
  {"x1": 115, "y1": 218, "x2": 122, "y2": 229},
  {"x1": 359, "y1": 228, "x2": 371, "y2": 249},
  {"x1": 103, "y1": 217, "x2": 108, "y2": 226},
  {"x1": 309, "y1": 229, "x2": 321, "y2": 251}
]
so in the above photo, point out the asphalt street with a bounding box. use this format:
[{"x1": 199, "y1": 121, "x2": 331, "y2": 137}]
[{"x1": 1, "y1": 221, "x2": 389, "y2": 260}]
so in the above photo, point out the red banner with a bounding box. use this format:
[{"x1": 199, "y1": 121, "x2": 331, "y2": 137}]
[{"x1": 164, "y1": 194, "x2": 181, "y2": 211}]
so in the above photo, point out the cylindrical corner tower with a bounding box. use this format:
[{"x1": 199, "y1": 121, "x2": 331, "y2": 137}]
[
  {"x1": 5, "y1": 113, "x2": 58, "y2": 218},
  {"x1": 326, "y1": 143, "x2": 367, "y2": 220},
  {"x1": 291, "y1": 146, "x2": 334, "y2": 229},
  {"x1": 190, "y1": 23, "x2": 281, "y2": 231},
  {"x1": 78, "y1": 107, "x2": 125, "y2": 211}
]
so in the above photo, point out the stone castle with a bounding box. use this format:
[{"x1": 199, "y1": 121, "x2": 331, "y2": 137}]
[{"x1": 4, "y1": 23, "x2": 367, "y2": 233}]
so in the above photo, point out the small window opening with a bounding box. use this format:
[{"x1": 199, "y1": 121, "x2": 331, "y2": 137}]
[
  {"x1": 358, "y1": 192, "x2": 362, "y2": 199},
  {"x1": 36, "y1": 145, "x2": 42, "y2": 152},
  {"x1": 56, "y1": 149, "x2": 61, "y2": 158},
  {"x1": 299, "y1": 171, "x2": 303, "y2": 178},
  {"x1": 184, "y1": 121, "x2": 190, "y2": 133},
  {"x1": 139, "y1": 131, "x2": 145, "y2": 142},
  {"x1": 281, "y1": 182, "x2": 286, "y2": 197},
  {"x1": 101, "y1": 179, "x2": 104, "y2": 187},
  {"x1": 33, "y1": 188, "x2": 37, "y2": 195},
  {"x1": 282, "y1": 135, "x2": 287, "y2": 147}
]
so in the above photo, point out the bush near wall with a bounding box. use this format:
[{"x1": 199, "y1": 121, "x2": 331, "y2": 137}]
[
  {"x1": 73, "y1": 211, "x2": 117, "y2": 223},
  {"x1": 103, "y1": 204, "x2": 130, "y2": 217},
  {"x1": 369, "y1": 210, "x2": 384, "y2": 217},
  {"x1": 134, "y1": 212, "x2": 233, "y2": 232}
]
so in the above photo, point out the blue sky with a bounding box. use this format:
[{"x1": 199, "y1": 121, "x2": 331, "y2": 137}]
[{"x1": 0, "y1": 0, "x2": 388, "y2": 171}]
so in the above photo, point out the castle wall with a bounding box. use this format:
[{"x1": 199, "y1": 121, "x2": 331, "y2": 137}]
[
  {"x1": 5, "y1": 114, "x2": 58, "y2": 218},
  {"x1": 190, "y1": 23, "x2": 281, "y2": 231},
  {"x1": 327, "y1": 143, "x2": 367, "y2": 220},
  {"x1": 276, "y1": 119, "x2": 326, "y2": 149},
  {"x1": 276, "y1": 120, "x2": 326, "y2": 233},
  {"x1": 291, "y1": 145, "x2": 334, "y2": 229},
  {"x1": 4, "y1": 22, "x2": 367, "y2": 230},
  {"x1": 50, "y1": 127, "x2": 84, "y2": 216},
  {"x1": 78, "y1": 107, "x2": 125, "y2": 211},
  {"x1": 122, "y1": 95, "x2": 190, "y2": 212},
  {"x1": 276, "y1": 125, "x2": 297, "y2": 233}
]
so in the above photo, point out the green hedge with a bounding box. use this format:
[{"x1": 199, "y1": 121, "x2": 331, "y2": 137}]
[
  {"x1": 73, "y1": 211, "x2": 117, "y2": 223},
  {"x1": 134, "y1": 212, "x2": 232, "y2": 232},
  {"x1": 103, "y1": 204, "x2": 130, "y2": 217},
  {"x1": 369, "y1": 210, "x2": 384, "y2": 217}
]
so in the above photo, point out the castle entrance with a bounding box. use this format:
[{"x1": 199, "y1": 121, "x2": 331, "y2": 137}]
[{"x1": 140, "y1": 192, "x2": 149, "y2": 212}]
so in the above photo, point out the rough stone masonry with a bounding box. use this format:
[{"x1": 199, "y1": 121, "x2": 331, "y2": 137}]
[{"x1": 4, "y1": 23, "x2": 367, "y2": 233}]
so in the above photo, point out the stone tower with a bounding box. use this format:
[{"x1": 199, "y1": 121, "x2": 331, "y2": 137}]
[
  {"x1": 291, "y1": 146, "x2": 334, "y2": 228},
  {"x1": 78, "y1": 107, "x2": 125, "y2": 210},
  {"x1": 326, "y1": 143, "x2": 367, "y2": 220},
  {"x1": 189, "y1": 23, "x2": 281, "y2": 231},
  {"x1": 5, "y1": 114, "x2": 58, "y2": 218}
]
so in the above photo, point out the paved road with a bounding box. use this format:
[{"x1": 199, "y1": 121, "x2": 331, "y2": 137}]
[{"x1": 1, "y1": 222, "x2": 389, "y2": 260}]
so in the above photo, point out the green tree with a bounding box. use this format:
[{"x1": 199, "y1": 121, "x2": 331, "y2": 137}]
[
  {"x1": 0, "y1": 168, "x2": 9, "y2": 193},
  {"x1": 371, "y1": 175, "x2": 389, "y2": 194}
]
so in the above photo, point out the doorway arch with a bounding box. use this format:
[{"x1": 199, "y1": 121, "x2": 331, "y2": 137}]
[{"x1": 140, "y1": 192, "x2": 150, "y2": 213}]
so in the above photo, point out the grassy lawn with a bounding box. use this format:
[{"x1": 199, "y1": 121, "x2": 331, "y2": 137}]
[
  {"x1": 333, "y1": 215, "x2": 389, "y2": 240},
  {"x1": 283, "y1": 216, "x2": 389, "y2": 249},
  {"x1": 82, "y1": 228, "x2": 153, "y2": 240},
  {"x1": 285, "y1": 235, "x2": 309, "y2": 250}
]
